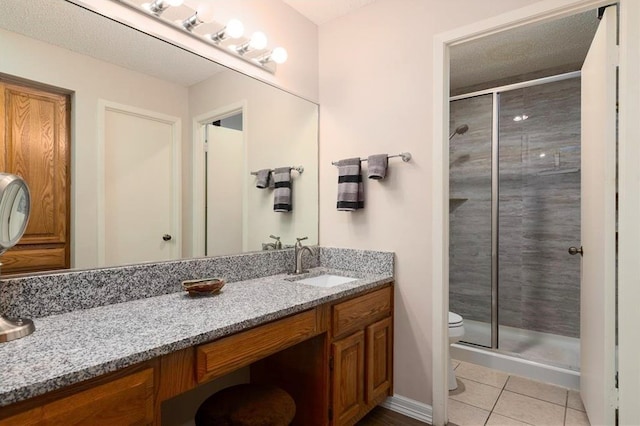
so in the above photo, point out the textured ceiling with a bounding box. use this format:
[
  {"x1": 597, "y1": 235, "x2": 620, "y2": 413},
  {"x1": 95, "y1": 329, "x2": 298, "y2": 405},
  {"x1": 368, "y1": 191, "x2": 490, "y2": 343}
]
[
  {"x1": 0, "y1": 0, "x2": 224, "y2": 87},
  {"x1": 450, "y1": 10, "x2": 599, "y2": 91},
  {"x1": 1, "y1": 1, "x2": 598, "y2": 92},
  {"x1": 282, "y1": 0, "x2": 378, "y2": 25}
]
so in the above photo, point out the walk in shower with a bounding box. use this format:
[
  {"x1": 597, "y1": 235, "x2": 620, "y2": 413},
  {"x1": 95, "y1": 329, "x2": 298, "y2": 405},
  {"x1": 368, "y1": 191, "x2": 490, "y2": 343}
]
[{"x1": 449, "y1": 72, "x2": 581, "y2": 376}]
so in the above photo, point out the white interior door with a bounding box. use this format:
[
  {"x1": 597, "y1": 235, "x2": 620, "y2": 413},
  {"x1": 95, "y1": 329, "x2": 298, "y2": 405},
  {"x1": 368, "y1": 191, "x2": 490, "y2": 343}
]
[
  {"x1": 206, "y1": 124, "x2": 243, "y2": 256},
  {"x1": 580, "y1": 6, "x2": 617, "y2": 425},
  {"x1": 103, "y1": 106, "x2": 181, "y2": 266}
]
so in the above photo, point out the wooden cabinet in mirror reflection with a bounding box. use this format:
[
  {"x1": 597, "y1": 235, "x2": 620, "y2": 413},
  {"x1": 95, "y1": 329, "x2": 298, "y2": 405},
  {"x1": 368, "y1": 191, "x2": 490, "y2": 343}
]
[{"x1": 0, "y1": 79, "x2": 70, "y2": 275}]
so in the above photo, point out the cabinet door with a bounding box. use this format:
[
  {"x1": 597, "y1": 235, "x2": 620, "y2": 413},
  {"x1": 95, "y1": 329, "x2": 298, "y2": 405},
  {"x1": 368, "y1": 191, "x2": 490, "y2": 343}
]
[
  {"x1": 0, "y1": 81, "x2": 70, "y2": 274},
  {"x1": 0, "y1": 369, "x2": 154, "y2": 426},
  {"x1": 332, "y1": 331, "x2": 365, "y2": 426},
  {"x1": 366, "y1": 317, "x2": 392, "y2": 403}
]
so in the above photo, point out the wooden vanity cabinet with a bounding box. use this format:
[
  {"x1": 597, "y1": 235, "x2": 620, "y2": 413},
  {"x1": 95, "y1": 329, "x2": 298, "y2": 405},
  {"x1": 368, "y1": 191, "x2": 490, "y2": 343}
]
[
  {"x1": 0, "y1": 284, "x2": 393, "y2": 426},
  {"x1": 330, "y1": 286, "x2": 393, "y2": 426}
]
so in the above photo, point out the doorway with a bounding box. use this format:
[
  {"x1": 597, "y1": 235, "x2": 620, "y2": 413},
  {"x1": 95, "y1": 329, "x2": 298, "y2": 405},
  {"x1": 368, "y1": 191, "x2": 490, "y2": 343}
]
[
  {"x1": 192, "y1": 102, "x2": 247, "y2": 258},
  {"x1": 431, "y1": 1, "x2": 640, "y2": 425},
  {"x1": 206, "y1": 113, "x2": 244, "y2": 256}
]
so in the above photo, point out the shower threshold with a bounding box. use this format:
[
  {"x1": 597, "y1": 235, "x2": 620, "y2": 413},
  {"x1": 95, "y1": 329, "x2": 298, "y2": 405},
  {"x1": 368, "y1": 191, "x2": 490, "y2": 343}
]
[{"x1": 452, "y1": 319, "x2": 580, "y2": 389}]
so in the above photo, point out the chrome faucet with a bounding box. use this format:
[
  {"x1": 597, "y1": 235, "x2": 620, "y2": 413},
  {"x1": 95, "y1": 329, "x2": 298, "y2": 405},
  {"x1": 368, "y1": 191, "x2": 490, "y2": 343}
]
[
  {"x1": 262, "y1": 235, "x2": 282, "y2": 250},
  {"x1": 270, "y1": 235, "x2": 282, "y2": 249},
  {"x1": 294, "y1": 237, "x2": 312, "y2": 274}
]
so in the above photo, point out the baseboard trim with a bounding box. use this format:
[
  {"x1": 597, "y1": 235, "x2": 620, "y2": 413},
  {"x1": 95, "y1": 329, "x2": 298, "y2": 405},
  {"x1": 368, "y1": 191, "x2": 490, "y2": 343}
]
[{"x1": 380, "y1": 394, "x2": 433, "y2": 424}]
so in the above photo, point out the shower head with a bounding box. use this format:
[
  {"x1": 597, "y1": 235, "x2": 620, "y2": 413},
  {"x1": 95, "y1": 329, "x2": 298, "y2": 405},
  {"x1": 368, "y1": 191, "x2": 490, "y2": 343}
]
[{"x1": 449, "y1": 124, "x2": 469, "y2": 141}]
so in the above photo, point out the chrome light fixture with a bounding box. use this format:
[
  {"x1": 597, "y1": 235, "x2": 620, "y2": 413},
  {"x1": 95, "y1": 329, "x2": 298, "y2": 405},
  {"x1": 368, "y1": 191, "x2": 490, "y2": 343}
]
[
  {"x1": 209, "y1": 18, "x2": 244, "y2": 43},
  {"x1": 182, "y1": 4, "x2": 215, "y2": 31},
  {"x1": 142, "y1": 0, "x2": 183, "y2": 16},
  {"x1": 257, "y1": 47, "x2": 288, "y2": 65},
  {"x1": 123, "y1": 0, "x2": 288, "y2": 72},
  {"x1": 235, "y1": 31, "x2": 268, "y2": 55}
]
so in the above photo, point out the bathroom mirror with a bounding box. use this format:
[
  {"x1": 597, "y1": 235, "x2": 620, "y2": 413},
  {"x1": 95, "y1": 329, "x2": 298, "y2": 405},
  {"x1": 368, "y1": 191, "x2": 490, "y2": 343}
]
[{"x1": 0, "y1": 0, "x2": 318, "y2": 273}]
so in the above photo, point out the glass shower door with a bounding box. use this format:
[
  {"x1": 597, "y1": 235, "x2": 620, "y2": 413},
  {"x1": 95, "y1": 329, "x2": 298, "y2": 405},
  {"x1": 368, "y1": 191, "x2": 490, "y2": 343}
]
[
  {"x1": 449, "y1": 94, "x2": 494, "y2": 348},
  {"x1": 497, "y1": 78, "x2": 581, "y2": 369}
]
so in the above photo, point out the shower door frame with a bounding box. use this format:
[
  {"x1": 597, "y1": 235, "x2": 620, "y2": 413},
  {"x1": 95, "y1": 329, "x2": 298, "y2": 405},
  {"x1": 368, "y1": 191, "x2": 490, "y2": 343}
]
[
  {"x1": 449, "y1": 70, "x2": 582, "y2": 350},
  {"x1": 433, "y1": 1, "x2": 640, "y2": 425}
]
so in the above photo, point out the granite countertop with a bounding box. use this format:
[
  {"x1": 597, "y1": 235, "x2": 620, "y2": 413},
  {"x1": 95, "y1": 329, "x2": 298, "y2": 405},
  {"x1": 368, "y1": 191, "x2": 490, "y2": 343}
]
[{"x1": 0, "y1": 267, "x2": 392, "y2": 407}]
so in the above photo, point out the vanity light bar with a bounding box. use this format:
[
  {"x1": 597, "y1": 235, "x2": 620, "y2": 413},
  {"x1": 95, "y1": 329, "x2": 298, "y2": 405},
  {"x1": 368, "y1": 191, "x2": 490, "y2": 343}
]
[{"x1": 121, "y1": 0, "x2": 287, "y2": 73}]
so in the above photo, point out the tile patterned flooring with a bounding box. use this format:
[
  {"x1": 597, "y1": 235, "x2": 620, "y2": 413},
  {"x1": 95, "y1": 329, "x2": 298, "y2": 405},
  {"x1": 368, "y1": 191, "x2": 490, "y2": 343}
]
[{"x1": 449, "y1": 360, "x2": 590, "y2": 426}]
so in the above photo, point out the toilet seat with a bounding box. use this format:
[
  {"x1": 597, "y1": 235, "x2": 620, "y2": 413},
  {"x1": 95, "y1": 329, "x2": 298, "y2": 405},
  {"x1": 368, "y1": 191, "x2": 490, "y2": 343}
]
[{"x1": 448, "y1": 311, "x2": 463, "y2": 327}]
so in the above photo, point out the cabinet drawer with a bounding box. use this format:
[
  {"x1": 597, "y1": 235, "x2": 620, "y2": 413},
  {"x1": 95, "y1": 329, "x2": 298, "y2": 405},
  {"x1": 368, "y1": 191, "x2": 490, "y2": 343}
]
[
  {"x1": 332, "y1": 287, "x2": 392, "y2": 339},
  {"x1": 196, "y1": 309, "x2": 320, "y2": 383},
  {"x1": 0, "y1": 369, "x2": 154, "y2": 426}
]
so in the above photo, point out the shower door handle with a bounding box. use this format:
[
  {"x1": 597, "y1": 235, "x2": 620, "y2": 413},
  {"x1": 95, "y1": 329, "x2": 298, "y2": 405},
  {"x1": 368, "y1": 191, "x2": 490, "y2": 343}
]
[{"x1": 568, "y1": 246, "x2": 583, "y2": 256}]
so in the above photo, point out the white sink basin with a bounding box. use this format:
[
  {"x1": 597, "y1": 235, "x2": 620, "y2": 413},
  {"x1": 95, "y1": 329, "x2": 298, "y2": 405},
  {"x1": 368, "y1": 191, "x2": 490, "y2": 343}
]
[{"x1": 295, "y1": 274, "x2": 358, "y2": 288}]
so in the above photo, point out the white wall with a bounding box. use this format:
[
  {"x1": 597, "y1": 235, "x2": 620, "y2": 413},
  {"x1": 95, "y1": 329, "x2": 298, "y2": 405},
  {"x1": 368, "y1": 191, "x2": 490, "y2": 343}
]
[
  {"x1": 318, "y1": 0, "x2": 545, "y2": 406},
  {"x1": 0, "y1": 28, "x2": 190, "y2": 269},
  {"x1": 189, "y1": 70, "x2": 318, "y2": 251}
]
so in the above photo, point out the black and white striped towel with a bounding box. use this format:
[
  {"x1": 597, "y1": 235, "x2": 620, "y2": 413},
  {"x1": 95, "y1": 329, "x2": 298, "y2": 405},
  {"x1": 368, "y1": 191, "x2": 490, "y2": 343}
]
[
  {"x1": 336, "y1": 158, "x2": 364, "y2": 211},
  {"x1": 273, "y1": 167, "x2": 292, "y2": 212}
]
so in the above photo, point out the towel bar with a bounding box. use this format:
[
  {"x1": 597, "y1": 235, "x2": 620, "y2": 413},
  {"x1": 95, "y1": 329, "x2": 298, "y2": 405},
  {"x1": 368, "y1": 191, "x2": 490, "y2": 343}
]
[
  {"x1": 250, "y1": 166, "x2": 304, "y2": 175},
  {"x1": 331, "y1": 152, "x2": 411, "y2": 166}
]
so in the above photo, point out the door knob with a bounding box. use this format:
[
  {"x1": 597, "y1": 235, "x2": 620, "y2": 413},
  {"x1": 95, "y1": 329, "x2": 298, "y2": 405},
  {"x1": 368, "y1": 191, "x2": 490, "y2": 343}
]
[
  {"x1": 162, "y1": 234, "x2": 172, "y2": 241},
  {"x1": 568, "y1": 246, "x2": 583, "y2": 256}
]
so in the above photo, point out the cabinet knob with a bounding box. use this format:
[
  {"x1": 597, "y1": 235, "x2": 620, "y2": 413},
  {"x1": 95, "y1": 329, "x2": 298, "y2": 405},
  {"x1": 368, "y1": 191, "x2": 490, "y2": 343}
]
[{"x1": 162, "y1": 234, "x2": 172, "y2": 241}]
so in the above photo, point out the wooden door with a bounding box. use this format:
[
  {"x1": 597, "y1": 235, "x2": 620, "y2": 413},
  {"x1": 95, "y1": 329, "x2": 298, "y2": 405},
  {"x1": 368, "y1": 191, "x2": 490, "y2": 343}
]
[
  {"x1": 0, "y1": 81, "x2": 70, "y2": 274},
  {"x1": 579, "y1": 5, "x2": 617, "y2": 425},
  {"x1": 331, "y1": 331, "x2": 365, "y2": 426},
  {"x1": 366, "y1": 317, "x2": 392, "y2": 404}
]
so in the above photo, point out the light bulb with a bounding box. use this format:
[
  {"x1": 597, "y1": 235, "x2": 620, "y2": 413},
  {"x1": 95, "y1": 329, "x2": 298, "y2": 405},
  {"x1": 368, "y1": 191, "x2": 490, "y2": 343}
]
[
  {"x1": 196, "y1": 4, "x2": 216, "y2": 23},
  {"x1": 271, "y1": 47, "x2": 288, "y2": 64},
  {"x1": 249, "y1": 32, "x2": 268, "y2": 50},
  {"x1": 166, "y1": 0, "x2": 183, "y2": 6},
  {"x1": 226, "y1": 19, "x2": 244, "y2": 39}
]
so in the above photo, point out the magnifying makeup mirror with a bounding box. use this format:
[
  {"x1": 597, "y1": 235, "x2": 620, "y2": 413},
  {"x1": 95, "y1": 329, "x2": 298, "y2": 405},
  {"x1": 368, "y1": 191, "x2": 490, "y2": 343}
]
[{"x1": 0, "y1": 173, "x2": 34, "y2": 342}]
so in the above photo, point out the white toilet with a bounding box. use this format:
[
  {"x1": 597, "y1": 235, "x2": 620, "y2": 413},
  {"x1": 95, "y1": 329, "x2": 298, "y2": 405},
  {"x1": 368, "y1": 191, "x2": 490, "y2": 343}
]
[{"x1": 448, "y1": 311, "x2": 465, "y2": 391}]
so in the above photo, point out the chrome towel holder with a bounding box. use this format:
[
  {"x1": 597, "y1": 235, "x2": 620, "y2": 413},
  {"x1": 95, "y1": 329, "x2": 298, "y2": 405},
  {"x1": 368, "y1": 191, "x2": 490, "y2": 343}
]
[
  {"x1": 250, "y1": 166, "x2": 304, "y2": 175},
  {"x1": 331, "y1": 152, "x2": 412, "y2": 166}
]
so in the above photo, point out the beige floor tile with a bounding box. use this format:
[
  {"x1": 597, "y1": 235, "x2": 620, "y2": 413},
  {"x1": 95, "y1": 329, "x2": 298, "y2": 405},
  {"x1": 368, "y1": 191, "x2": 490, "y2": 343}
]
[
  {"x1": 505, "y1": 375, "x2": 568, "y2": 406},
  {"x1": 486, "y1": 412, "x2": 532, "y2": 425},
  {"x1": 448, "y1": 398, "x2": 490, "y2": 426},
  {"x1": 565, "y1": 408, "x2": 591, "y2": 426},
  {"x1": 452, "y1": 359, "x2": 461, "y2": 370},
  {"x1": 567, "y1": 390, "x2": 585, "y2": 412},
  {"x1": 493, "y1": 390, "x2": 566, "y2": 425},
  {"x1": 449, "y1": 377, "x2": 502, "y2": 411},
  {"x1": 455, "y1": 361, "x2": 509, "y2": 388}
]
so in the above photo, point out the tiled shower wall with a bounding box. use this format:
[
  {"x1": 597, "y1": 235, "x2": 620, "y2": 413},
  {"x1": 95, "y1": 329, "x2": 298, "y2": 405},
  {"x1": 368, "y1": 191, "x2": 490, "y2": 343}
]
[{"x1": 449, "y1": 77, "x2": 581, "y2": 338}]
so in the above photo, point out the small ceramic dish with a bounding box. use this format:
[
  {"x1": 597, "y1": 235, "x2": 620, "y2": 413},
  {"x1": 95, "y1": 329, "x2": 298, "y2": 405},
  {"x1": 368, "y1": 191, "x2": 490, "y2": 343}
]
[{"x1": 182, "y1": 278, "x2": 225, "y2": 296}]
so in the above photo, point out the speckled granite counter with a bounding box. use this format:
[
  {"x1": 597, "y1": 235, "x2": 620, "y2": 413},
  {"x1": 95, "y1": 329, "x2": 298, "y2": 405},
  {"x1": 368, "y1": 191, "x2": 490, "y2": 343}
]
[{"x1": 0, "y1": 259, "x2": 392, "y2": 407}]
